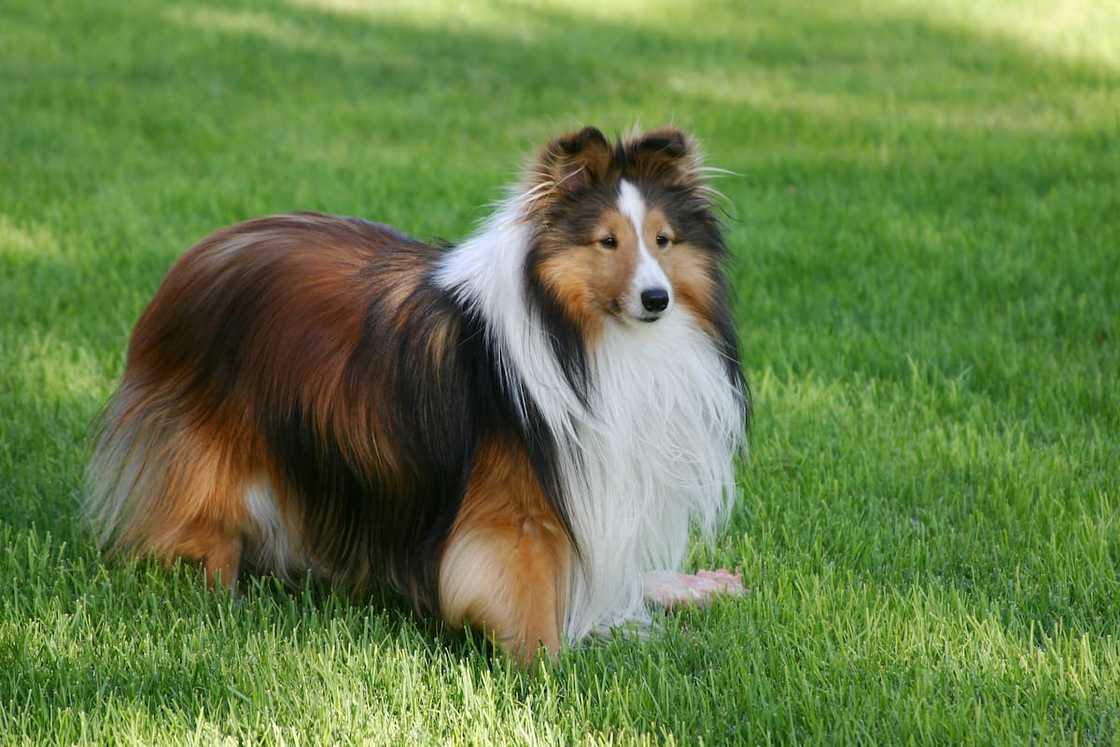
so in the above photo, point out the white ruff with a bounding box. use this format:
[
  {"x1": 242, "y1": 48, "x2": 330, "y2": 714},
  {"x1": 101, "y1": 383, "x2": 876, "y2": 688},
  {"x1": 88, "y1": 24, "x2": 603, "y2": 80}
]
[{"x1": 436, "y1": 193, "x2": 746, "y2": 642}]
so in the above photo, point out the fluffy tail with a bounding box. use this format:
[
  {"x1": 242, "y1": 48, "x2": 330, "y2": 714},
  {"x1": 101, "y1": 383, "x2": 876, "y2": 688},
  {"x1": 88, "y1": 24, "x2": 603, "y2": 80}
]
[
  {"x1": 84, "y1": 382, "x2": 168, "y2": 553},
  {"x1": 84, "y1": 381, "x2": 249, "y2": 587}
]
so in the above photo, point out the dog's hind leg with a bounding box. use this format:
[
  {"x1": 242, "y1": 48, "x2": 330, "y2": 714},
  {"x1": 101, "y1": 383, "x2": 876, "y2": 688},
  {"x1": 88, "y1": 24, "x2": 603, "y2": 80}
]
[
  {"x1": 171, "y1": 519, "x2": 245, "y2": 592},
  {"x1": 151, "y1": 437, "x2": 251, "y2": 593}
]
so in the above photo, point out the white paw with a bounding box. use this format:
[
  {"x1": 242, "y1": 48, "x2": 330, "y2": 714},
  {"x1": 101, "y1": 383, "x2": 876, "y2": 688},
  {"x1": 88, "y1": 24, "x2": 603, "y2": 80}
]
[{"x1": 643, "y1": 568, "x2": 746, "y2": 609}]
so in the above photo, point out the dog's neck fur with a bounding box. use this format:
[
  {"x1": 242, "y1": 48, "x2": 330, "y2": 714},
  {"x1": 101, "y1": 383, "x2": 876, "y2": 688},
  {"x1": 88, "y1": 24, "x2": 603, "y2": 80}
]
[{"x1": 436, "y1": 192, "x2": 746, "y2": 640}]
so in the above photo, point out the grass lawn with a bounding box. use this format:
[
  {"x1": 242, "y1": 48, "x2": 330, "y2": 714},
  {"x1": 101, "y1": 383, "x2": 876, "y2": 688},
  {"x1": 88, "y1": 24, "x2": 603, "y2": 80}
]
[{"x1": 2, "y1": 0, "x2": 1118, "y2": 743}]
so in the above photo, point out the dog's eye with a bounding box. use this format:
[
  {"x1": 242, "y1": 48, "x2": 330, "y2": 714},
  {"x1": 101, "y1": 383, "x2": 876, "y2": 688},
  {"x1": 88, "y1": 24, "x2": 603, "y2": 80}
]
[
  {"x1": 655, "y1": 233, "x2": 671, "y2": 248},
  {"x1": 598, "y1": 236, "x2": 617, "y2": 249}
]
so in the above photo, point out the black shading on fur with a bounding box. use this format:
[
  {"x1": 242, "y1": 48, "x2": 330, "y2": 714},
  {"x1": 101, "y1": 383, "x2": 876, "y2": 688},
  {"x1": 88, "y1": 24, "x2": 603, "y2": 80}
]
[{"x1": 261, "y1": 225, "x2": 578, "y2": 611}]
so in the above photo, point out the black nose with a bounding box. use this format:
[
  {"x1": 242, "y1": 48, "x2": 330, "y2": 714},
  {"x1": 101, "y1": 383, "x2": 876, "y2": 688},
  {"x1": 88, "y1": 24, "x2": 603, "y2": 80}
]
[{"x1": 640, "y1": 288, "x2": 670, "y2": 313}]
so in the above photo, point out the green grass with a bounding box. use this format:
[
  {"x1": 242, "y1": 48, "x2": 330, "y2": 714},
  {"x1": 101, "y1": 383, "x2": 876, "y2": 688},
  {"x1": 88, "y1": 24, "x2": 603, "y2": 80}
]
[{"x1": 2, "y1": 0, "x2": 1119, "y2": 743}]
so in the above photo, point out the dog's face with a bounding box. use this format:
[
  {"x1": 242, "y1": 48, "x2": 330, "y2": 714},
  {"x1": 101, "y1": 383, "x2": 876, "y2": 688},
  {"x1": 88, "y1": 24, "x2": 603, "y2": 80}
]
[{"x1": 525, "y1": 127, "x2": 727, "y2": 335}]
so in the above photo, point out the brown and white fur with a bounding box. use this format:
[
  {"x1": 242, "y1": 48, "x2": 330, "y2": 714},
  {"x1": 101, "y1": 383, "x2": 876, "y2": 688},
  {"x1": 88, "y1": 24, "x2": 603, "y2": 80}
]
[{"x1": 85, "y1": 126, "x2": 750, "y2": 663}]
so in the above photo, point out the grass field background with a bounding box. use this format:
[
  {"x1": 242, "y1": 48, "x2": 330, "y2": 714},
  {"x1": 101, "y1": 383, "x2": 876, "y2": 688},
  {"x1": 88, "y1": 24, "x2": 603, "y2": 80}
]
[{"x1": 2, "y1": 0, "x2": 1118, "y2": 743}]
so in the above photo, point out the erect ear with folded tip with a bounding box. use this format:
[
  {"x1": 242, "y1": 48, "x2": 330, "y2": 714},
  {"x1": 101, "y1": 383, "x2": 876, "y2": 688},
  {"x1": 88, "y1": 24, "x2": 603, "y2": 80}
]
[
  {"x1": 632, "y1": 128, "x2": 689, "y2": 158},
  {"x1": 626, "y1": 127, "x2": 701, "y2": 186},
  {"x1": 535, "y1": 126, "x2": 613, "y2": 196}
]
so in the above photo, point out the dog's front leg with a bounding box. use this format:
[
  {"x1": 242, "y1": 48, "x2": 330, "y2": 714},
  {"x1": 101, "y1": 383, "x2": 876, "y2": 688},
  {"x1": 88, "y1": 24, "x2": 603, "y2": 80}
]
[
  {"x1": 438, "y1": 438, "x2": 571, "y2": 665},
  {"x1": 642, "y1": 568, "x2": 745, "y2": 609}
]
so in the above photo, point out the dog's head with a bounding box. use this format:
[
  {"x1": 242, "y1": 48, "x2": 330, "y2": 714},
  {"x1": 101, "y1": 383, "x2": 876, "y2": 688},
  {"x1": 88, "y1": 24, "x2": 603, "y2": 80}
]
[{"x1": 521, "y1": 126, "x2": 729, "y2": 335}]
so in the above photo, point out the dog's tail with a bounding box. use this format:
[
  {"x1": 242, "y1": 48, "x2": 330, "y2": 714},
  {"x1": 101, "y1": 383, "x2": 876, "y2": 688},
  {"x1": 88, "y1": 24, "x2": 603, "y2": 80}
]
[{"x1": 85, "y1": 381, "x2": 171, "y2": 553}]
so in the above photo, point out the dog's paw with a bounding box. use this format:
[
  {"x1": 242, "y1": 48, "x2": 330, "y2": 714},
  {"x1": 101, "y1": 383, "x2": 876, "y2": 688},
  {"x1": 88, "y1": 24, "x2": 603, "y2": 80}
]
[{"x1": 643, "y1": 568, "x2": 746, "y2": 609}]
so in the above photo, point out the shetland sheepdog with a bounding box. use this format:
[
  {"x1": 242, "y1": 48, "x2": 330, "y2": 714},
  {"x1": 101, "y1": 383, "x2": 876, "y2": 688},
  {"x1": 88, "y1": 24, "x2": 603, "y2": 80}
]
[{"x1": 85, "y1": 126, "x2": 750, "y2": 662}]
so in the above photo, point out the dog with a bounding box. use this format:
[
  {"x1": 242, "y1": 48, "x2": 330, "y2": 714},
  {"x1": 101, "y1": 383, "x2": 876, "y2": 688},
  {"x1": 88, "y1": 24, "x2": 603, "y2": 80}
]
[{"x1": 85, "y1": 126, "x2": 750, "y2": 662}]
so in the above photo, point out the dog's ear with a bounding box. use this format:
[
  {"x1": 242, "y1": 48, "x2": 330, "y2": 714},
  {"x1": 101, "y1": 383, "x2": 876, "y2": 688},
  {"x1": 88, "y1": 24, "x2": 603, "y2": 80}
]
[
  {"x1": 625, "y1": 127, "x2": 701, "y2": 186},
  {"x1": 533, "y1": 126, "x2": 613, "y2": 195},
  {"x1": 631, "y1": 128, "x2": 689, "y2": 159}
]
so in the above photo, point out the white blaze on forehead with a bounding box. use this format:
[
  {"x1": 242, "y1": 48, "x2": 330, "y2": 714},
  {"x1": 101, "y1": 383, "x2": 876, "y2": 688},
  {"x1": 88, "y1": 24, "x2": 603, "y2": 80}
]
[
  {"x1": 617, "y1": 179, "x2": 648, "y2": 232},
  {"x1": 617, "y1": 180, "x2": 671, "y2": 316}
]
